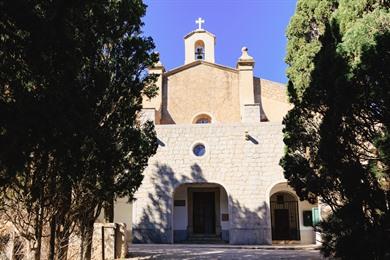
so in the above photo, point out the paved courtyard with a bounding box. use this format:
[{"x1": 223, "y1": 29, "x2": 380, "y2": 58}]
[{"x1": 127, "y1": 244, "x2": 325, "y2": 260}]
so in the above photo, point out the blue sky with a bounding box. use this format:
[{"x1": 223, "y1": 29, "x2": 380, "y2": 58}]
[{"x1": 142, "y1": 0, "x2": 297, "y2": 84}]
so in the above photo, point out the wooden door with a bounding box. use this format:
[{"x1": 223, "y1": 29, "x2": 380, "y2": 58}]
[
  {"x1": 274, "y1": 209, "x2": 290, "y2": 240},
  {"x1": 193, "y1": 192, "x2": 215, "y2": 234}
]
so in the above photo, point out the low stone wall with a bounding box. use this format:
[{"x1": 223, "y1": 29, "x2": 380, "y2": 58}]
[
  {"x1": 1, "y1": 221, "x2": 127, "y2": 260},
  {"x1": 91, "y1": 223, "x2": 127, "y2": 260},
  {"x1": 0, "y1": 221, "x2": 33, "y2": 260}
]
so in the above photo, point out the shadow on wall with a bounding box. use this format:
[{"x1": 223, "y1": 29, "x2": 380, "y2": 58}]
[
  {"x1": 160, "y1": 77, "x2": 175, "y2": 124},
  {"x1": 253, "y1": 77, "x2": 268, "y2": 122},
  {"x1": 132, "y1": 163, "x2": 271, "y2": 245},
  {"x1": 132, "y1": 163, "x2": 203, "y2": 243},
  {"x1": 229, "y1": 198, "x2": 270, "y2": 245}
]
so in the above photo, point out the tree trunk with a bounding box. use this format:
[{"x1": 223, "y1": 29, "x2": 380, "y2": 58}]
[
  {"x1": 34, "y1": 183, "x2": 46, "y2": 260},
  {"x1": 48, "y1": 216, "x2": 56, "y2": 260},
  {"x1": 48, "y1": 158, "x2": 58, "y2": 260},
  {"x1": 104, "y1": 197, "x2": 114, "y2": 223},
  {"x1": 56, "y1": 216, "x2": 70, "y2": 259},
  {"x1": 82, "y1": 222, "x2": 94, "y2": 260},
  {"x1": 34, "y1": 219, "x2": 42, "y2": 260},
  {"x1": 80, "y1": 210, "x2": 95, "y2": 260},
  {"x1": 79, "y1": 224, "x2": 85, "y2": 260},
  {"x1": 56, "y1": 185, "x2": 72, "y2": 260}
]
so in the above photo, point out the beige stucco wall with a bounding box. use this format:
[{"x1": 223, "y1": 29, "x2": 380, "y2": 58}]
[
  {"x1": 151, "y1": 67, "x2": 292, "y2": 124},
  {"x1": 142, "y1": 64, "x2": 291, "y2": 124},
  {"x1": 161, "y1": 63, "x2": 240, "y2": 124},
  {"x1": 261, "y1": 98, "x2": 291, "y2": 122},
  {"x1": 254, "y1": 77, "x2": 292, "y2": 122}
]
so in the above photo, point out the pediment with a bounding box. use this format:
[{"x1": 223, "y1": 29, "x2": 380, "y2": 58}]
[{"x1": 164, "y1": 61, "x2": 238, "y2": 77}]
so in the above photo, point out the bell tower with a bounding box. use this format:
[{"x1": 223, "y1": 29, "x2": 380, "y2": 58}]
[{"x1": 184, "y1": 17, "x2": 216, "y2": 64}]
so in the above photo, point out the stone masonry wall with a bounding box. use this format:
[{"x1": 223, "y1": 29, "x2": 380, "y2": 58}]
[
  {"x1": 242, "y1": 104, "x2": 261, "y2": 123},
  {"x1": 132, "y1": 122, "x2": 287, "y2": 244}
]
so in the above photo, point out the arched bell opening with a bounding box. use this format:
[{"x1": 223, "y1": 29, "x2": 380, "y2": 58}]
[{"x1": 194, "y1": 40, "x2": 205, "y2": 60}]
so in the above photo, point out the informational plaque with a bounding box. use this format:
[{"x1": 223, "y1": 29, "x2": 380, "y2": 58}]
[{"x1": 174, "y1": 200, "x2": 185, "y2": 207}]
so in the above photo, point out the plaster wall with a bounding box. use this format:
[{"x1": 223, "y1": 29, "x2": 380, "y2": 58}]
[
  {"x1": 261, "y1": 98, "x2": 291, "y2": 122},
  {"x1": 253, "y1": 77, "x2": 292, "y2": 122},
  {"x1": 114, "y1": 197, "x2": 133, "y2": 242},
  {"x1": 173, "y1": 185, "x2": 187, "y2": 230},
  {"x1": 162, "y1": 64, "x2": 240, "y2": 124},
  {"x1": 238, "y1": 66, "x2": 255, "y2": 117}
]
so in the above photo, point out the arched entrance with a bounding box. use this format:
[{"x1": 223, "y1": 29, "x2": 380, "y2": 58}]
[
  {"x1": 173, "y1": 183, "x2": 229, "y2": 243},
  {"x1": 268, "y1": 182, "x2": 319, "y2": 244},
  {"x1": 270, "y1": 192, "x2": 300, "y2": 240}
]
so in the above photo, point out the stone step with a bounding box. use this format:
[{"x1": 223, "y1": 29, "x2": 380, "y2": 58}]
[
  {"x1": 272, "y1": 240, "x2": 301, "y2": 245},
  {"x1": 189, "y1": 235, "x2": 220, "y2": 238},
  {"x1": 184, "y1": 235, "x2": 227, "y2": 244},
  {"x1": 182, "y1": 240, "x2": 227, "y2": 244}
]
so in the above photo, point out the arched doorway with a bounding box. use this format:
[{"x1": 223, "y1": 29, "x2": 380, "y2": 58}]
[
  {"x1": 173, "y1": 183, "x2": 229, "y2": 243},
  {"x1": 270, "y1": 192, "x2": 300, "y2": 240},
  {"x1": 268, "y1": 182, "x2": 319, "y2": 244}
]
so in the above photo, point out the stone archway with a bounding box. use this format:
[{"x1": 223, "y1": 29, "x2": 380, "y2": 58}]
[
  {"x1": 268, "y1": 182, "x2": 318, "y2": 244},
  {"x1": 270, "y1": 192, "x2": 300, "y2": 241},
  {"x1": 172, "y1": 183, "x2": 229, "y2": 243}
]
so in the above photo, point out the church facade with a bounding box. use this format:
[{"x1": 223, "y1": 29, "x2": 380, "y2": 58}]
[{"x1": 115, "y1": 20, "x2": 319, "y2": 245}]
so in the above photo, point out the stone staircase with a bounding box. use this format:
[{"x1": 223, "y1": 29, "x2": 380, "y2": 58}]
[{"x1": 183, "y1": 234, "x2": 227, "y2": 244}]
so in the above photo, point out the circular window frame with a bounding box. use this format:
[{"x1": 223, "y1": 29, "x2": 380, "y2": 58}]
[{"x1": 190, "y1": 141, "x2": 208, "y2": 158}]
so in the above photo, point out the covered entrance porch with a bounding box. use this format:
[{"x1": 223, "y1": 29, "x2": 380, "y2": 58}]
[
  {"x1": 269, "y1": 182, "x2": 319, "y2": 245},
  {"x1": 173, "y1": 183, "x2": 229, "y2": 243}
]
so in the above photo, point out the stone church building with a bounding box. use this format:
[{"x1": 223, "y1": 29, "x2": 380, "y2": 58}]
[{"x1": 113, "y1": 19, "x2": 319, "y2": 245}]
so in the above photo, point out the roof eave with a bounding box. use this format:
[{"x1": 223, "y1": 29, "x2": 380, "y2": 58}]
[{"x1": 164, "y1": 61, "x2": 238, "y2": 77}]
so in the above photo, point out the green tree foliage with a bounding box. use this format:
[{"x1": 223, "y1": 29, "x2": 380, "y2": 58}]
[
  {"x1": 0, "y1": 0, "x2": 158, "y2": 259},
  {"x1": 281, "y1": 0, "x2": 390, "y2": 259}
]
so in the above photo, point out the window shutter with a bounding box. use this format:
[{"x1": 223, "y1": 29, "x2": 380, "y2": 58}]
[
  {"x1": 312, "y1": 207, "x2": 320, "y2": 225},
  {"x1": 303, "y1": 210, "x2": 313, "y2": 226}
]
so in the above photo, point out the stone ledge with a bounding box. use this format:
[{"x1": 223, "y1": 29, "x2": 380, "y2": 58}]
[{"x1": 155, "y1": 122, "x2": 283, "y2": 129}]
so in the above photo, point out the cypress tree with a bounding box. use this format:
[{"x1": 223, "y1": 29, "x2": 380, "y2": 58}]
[
  {"x1": 281, "y1": 1, "x2": 390, "y2": 259},
  {"x1": 0, "y1": 1, "x2": 158, "y2": 259}
]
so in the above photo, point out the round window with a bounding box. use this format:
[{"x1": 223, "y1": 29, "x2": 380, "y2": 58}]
[{"x1": 193, "y1": 143, "x2": 206, "y2": 157}]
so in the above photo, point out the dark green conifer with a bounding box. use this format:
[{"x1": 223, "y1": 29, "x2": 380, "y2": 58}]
[
  {"x1": 281, "y1": 1, "x2": 390, "y2": 259},
  {"x1": 0, "y1": 1, "x2": 157, "y2": 259}
]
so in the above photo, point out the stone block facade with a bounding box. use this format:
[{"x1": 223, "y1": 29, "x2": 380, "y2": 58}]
[
  {"x1": 132, "y1": 122, "x2": 292, "y2": 244},
  {"x1": 242, "y1": 104, "x2": 261, "y2": 123}
]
